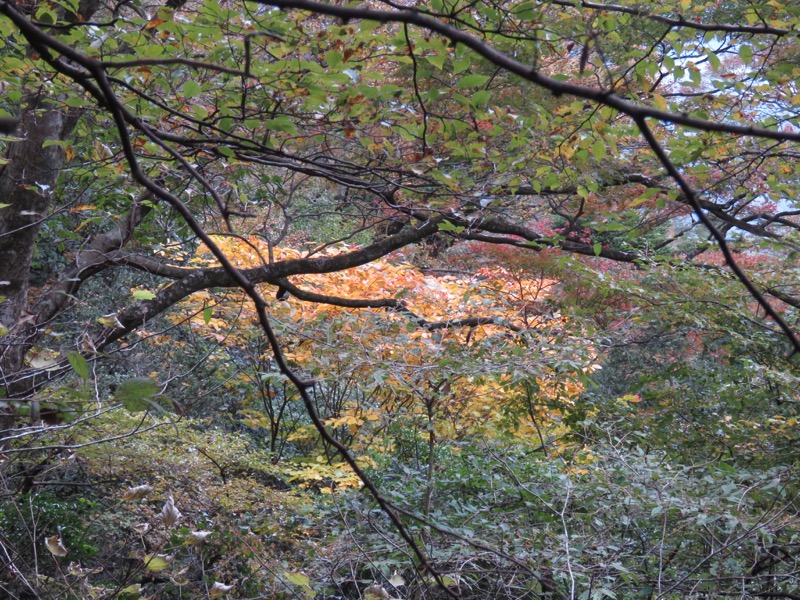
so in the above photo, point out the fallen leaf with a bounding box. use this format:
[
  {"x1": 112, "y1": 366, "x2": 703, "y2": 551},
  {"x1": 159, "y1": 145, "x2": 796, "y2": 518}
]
[
  {"x1": 209, "y1": 581, "x2": 235, "y2": 597},
  {"x1": 122, "y1": 484, "x2": 153, "y2": 501},
  {"x1": 171, "y1": 566, "x2": 190, "y2": 586},
  {"x1": 159, "y1": 494, "x2": 181, "y2": 527},
  {"x1": 142, "y1": 553, "x2": 173, "y2": 572},
  {"x1": 185, "y1": 530, "x2": 213, "y2": 544}
]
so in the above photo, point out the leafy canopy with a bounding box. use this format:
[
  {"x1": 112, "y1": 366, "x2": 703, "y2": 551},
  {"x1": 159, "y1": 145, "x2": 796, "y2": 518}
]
[{"x1": 0, "y1": 0, "x2": 799, "y2": 598}]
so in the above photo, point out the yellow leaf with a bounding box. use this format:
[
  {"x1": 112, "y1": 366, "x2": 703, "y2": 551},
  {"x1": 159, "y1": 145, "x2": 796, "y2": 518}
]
[
  {"x1": 621, "y1": 394, "x2": 642, "y2": 403},
  {"x1": 284, "y1": 572, "x2": 310, "y2": 587},
  {"x1": 96, "y1": 313, "x2": 124, "y2": 328},
  {"x1": 119, "y1": 584, "x2": 142, "y2": 595},
  {"x1": 142, "y1": 553, "x2": 173, "y2": 572}
]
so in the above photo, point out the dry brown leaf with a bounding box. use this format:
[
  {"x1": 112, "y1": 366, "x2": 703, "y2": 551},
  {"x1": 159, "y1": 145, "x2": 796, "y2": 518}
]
[
  {"x1": 122, "y1": 484, "x2": 153, "y2": 501},
  {"x1": 45, "y1": 534, "x2": 67, "y2": 557},
  {"x1": 158, "y1": 494, "x2": 181, "y2": 527},
  {"x1": 209, "y1": 581, "x2": 235, "y2": 597}
]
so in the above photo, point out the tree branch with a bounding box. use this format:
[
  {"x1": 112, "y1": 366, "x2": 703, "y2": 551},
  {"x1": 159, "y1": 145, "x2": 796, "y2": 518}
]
[
  {"x1": 277, "y1": 278, "x2": 523, "y2": 332},
  {"x1": 544, "y1": 0, "x2": 791, "y2": 36},
  {"x1": 262, "y1": 0, "x2": 800, "y2": 142}
]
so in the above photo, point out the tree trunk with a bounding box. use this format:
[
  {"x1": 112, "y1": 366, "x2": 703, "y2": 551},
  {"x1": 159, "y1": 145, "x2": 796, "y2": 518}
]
[
  {"x1": 0, "y1": 0, "x2": 101, "y2": 399},
  {"x1": 0, "y1": 98, "x2": 73, "y2": 394}
]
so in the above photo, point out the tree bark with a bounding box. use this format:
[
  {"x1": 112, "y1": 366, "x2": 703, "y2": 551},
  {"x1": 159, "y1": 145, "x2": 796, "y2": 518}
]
[
  {"x1": 0, "y1": 97, "x2": 74, "y2": 393},
  {"x1": 0, "y1": 0, "x2": 102, "y2": 399}
]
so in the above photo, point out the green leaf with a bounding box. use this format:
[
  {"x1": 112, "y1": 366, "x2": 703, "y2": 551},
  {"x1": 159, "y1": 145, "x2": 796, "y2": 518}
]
[
  {"x1": 470, "y1": 90, "x2": 492, "y2": 108},
  {"x1": 629, "y1": 186, "x2": 663, "y2": 207},
  {"x1": 118, "y1": 584, "x2": 143, "y2": 599},
  {"x1": 569, "y1": 100, "x2": 584, "y2": 113},
  {"x1": 143, "y1": 553, "x2": 172, "y2": 572},
  {"x1": 35, "y1": 6, "x2": 56, "y2": 24},
  {"x1": 739, "y1": 45, "x2": 752, "y2": 65},
  {"x1": 182, "y1": 81, "x2": 202, "y2": 98},
  {"x1": 63, "y1": 97, "x2": 85, "y2": 108},
  {"x1": 116, "y1": 377, "x2": 160, "y2": 412},
  {"x1": 452, "y1": 57, "x2": 472, "y2": 73},
  {"x1": 514, "y1": 2, "x2": 537, "y2": 19},
  {"x1": 591, "y1": 141, "x2": 607, "y2": 160},
  {"x1": 427, "y1": 52, "x2": 445, "y2": 70},
  {"x1": 595, "y1": 222, "x2": 628, "y2": 232},
  {"x1": 438, "y1": 220, "x2": 465, "y2": 233},
  {"x1": 132, "y1": 290, "x2": 156, "y2": 300},
  {"x1": 457, "y1": 74, "x2": 489, "y2": 89},
  {"x1": 324, "y1": 50, "x2": 342, "y2": 68},
  {"x1": 203, "y1": 306, "x2": 212, "y2": 325},
  {"x1": 593, "y1": 242, "x2": 602, "y2": 256},
  {"x1": 67, "y1": 352, "x2": 90, "y2": 379},
  {"x1": 218, "y1": 117, "x2": 235, "y2": 132},
  {"x1": 42, "y1": 139, "x2": 70, "y2": 149},
  {"x1": 265, "y1": 117, "x2": 298, "y2": 135},
  {"x1": 284, "y1": 571, "x2": 310, "y2": 586}
]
